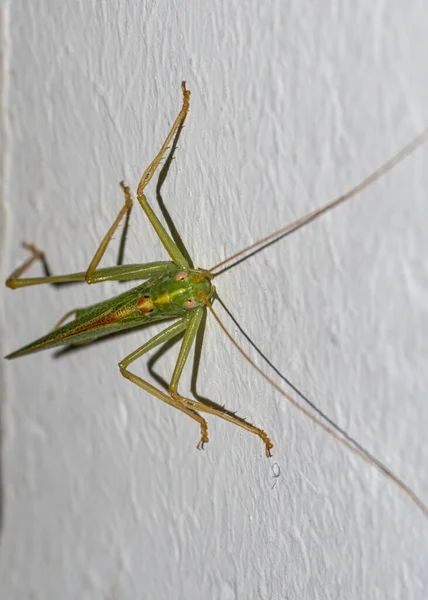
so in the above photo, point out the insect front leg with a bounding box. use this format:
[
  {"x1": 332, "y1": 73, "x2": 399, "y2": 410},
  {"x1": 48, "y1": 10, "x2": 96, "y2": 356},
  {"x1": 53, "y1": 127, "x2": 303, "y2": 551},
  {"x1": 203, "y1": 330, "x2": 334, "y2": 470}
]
[
  {"x1": 169, "y1": 307, "x2": 274, "y2": 456},
  {"x1": 118, "y1": 316, "x2": 210, "y2": 449}
]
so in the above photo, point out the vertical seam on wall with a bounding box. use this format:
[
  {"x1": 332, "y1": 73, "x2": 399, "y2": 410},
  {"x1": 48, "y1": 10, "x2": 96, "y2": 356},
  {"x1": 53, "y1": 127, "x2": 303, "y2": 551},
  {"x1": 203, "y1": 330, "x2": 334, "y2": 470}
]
[{"x1": 0, "y1": 0, "x2": 13, "y2": 531}]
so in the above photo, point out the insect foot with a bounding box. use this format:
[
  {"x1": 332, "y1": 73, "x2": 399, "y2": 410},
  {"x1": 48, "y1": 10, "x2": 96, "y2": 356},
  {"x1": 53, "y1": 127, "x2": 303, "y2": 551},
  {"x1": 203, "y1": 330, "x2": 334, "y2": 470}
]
[{"x1": 5, "y1": 242, "x2": 46, "y2": 289}]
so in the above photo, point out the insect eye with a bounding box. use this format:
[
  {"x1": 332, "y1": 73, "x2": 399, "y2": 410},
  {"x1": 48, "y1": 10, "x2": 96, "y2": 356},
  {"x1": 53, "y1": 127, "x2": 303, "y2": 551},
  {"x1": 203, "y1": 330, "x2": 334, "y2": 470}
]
[
  {"x1": 184, "y1": 298, "x2": 197, "y2": 308},
  {"x1": 176, "y1": 271, "x2": 188, "y2": 281}
]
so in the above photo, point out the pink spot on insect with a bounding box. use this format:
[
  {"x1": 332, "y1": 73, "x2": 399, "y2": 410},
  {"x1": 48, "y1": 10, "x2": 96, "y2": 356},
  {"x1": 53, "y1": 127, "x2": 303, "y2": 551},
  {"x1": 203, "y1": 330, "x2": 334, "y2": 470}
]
[
  {"x1": 184, "y1": 298, "x2": 197, "y2": 308},
  {"x1": 176, "y1": 271, "x2": 188, "y2": 281}
]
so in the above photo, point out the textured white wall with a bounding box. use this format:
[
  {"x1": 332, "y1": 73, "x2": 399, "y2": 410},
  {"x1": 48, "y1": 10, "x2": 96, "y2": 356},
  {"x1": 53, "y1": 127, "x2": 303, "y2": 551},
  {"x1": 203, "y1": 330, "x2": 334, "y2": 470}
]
[{"x1": 1, "y1": 2, "x2": 428, "y2": 599}]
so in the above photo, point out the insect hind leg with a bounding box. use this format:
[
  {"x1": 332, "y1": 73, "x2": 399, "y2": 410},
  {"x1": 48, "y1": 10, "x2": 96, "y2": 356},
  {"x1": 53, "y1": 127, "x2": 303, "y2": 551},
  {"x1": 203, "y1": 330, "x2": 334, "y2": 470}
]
[
  {"x1": 85, "y1": 83, "x2": 192, "y2": 278},
  {"x1": 50, "y1": 308, "x2": 86, "y2": 331},
  {"x1": 136, "y1": 82, "x2": 190, "y2": 197},
  {"x1": 84, "y1": 181, "x2": 133, "y2": 283}
]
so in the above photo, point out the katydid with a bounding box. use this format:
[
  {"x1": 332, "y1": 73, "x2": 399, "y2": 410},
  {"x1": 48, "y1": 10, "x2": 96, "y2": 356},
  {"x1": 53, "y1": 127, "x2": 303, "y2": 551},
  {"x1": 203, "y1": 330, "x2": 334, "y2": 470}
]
[{"x1": 5, "y1": 82, "x2": 428, "y2": 517}]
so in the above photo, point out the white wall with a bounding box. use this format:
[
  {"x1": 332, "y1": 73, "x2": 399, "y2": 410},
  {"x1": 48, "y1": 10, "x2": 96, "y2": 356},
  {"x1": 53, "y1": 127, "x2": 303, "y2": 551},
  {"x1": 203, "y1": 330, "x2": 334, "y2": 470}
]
[{"x1": 1, "y1": 2, "x2": 428, "y2": 599}]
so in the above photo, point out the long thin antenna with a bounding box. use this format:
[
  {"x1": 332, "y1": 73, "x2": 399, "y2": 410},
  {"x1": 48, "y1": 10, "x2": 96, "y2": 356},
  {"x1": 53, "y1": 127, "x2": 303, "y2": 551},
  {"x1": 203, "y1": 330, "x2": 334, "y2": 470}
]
[
  {"x1": 198, "y1": 129, "x2": 428, "y2": 279},
  {"x1": 201, "y1": 294, "x2": 428, "y2": 519},
  {"x1": 215, "y1": 293, "x2": 383, "y2": 461}
]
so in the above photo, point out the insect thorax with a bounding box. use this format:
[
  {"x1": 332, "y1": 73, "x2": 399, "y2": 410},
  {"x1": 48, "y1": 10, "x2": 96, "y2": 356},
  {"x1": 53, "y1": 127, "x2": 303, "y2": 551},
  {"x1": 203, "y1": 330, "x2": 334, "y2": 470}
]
[{"x1": 136, "y1": 267, "x2": 212, "y2": 317}]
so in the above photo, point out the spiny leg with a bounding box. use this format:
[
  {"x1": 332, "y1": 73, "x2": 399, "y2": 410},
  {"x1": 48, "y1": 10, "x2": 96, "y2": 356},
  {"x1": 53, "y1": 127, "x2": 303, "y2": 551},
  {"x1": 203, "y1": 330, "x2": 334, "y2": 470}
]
[
  {"x1": 120, "y1": 368, "x2": 209, "y2": 449},
  {"x1": 85, "y1": 181, "x2": 133, "y2": 283},
  {"x1": 6, "y1": 238, "x2": 175, "y2": 289},
  {"x1": 136, "y1": 82, "x2": 191, "y2": 197},
  {"x1": 6, "y1": 245, "x2": 88, "y2": 340},
  {"x1": 4, "y1": 242, "x2": 89, "y2": 289},
  {"x1": 86, "y1": 82, "x2": 191, "y2": 279},
  {"x1": 5, "y1": 243, "x2": 46, "y2": 288},
  {"x1": 134, "y1": 82, "x2": 191, "y2": 269},
  {"x1": 122, "y1": 307, "x2": 272, "y2": 456},
  {"x1": 178, "y1": 394, "x2": 273, "y2": 456},
  {"x1": 168, "y1": 307, "x2": 274, "y2": 456},
  {"x1": 7, "y1": 85, "x2": 191, "y2": 289},
  {"x1": 119, "y1": 316, "x2": 209, "y2": 448},
  {"x1": 7, "y1": 180, "x2": 133, "y2": 289}
]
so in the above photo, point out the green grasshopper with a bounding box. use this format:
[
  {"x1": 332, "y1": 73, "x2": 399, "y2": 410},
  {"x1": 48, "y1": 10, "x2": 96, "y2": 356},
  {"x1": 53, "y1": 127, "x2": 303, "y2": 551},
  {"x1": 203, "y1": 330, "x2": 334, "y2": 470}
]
[{"x1": 5, "y1": 83, "x2": 428, "y2": 517}]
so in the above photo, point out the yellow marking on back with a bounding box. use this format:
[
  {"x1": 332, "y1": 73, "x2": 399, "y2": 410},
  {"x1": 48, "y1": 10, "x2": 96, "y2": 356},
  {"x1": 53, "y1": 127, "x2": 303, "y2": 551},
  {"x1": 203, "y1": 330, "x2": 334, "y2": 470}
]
[{"x1": 154, "y1": 292, "x2": 171, "y2": 305}]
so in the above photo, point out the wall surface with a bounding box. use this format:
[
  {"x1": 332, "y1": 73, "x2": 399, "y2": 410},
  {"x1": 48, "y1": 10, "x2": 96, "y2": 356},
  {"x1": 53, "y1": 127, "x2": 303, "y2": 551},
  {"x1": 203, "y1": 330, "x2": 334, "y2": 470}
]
[{"x1": 1, "y1": 2, "x2": 428, "y2": 599}]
